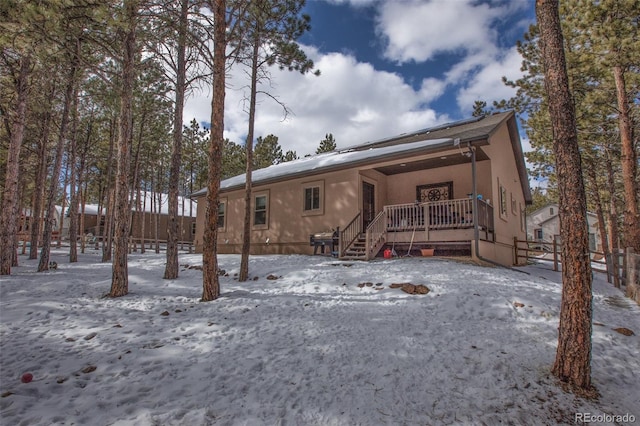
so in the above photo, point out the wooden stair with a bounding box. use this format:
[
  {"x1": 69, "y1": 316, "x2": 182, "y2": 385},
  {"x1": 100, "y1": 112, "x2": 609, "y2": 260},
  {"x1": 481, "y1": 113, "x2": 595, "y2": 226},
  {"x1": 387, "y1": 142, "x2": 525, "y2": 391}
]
[{"x1": 340, "y1": 234, "x2": 368, "y2": 260}]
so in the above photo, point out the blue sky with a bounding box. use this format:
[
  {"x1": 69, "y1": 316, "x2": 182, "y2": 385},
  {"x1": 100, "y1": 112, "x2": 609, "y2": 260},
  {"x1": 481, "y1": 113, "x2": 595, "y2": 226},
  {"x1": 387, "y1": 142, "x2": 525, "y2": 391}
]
[{"x1": 185, "y1": 0, "x2": 536, "y2": 156}]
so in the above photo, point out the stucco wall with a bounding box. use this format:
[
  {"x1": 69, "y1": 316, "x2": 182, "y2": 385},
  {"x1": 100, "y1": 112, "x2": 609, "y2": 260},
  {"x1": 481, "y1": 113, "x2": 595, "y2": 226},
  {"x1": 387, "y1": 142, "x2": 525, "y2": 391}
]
[
  {"x1": 377, "y1": 160, "x2": 493, "y2": 207},
  {"x1": 482, "y1": 123, "x2": 527, "y2": 251},
  {"x1": 194, "y1": 168, "x2": 360, "y2": 254}
]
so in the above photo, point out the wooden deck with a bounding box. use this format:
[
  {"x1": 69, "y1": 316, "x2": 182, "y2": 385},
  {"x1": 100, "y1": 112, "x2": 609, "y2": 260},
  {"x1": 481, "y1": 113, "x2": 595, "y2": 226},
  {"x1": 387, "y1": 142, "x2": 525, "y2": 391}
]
[{"x1": 339, "y1": 199, "x2": 494, "y2": 260}]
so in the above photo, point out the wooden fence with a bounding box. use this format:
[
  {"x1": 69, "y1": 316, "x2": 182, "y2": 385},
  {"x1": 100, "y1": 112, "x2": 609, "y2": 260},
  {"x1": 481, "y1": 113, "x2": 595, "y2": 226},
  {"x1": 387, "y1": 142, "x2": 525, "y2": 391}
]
[{"x1": 514, "y1": 239, "x2": 640, "y2": 304}]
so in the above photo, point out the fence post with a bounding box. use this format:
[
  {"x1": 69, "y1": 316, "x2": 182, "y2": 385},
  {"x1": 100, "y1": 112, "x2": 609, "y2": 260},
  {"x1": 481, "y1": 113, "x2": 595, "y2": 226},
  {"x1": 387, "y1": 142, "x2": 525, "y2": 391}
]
[
  {"x1": 513, "y1": 237, "x2": 519, "y2": 265},
  {"x1": 553, "y1": 239, "x2": 559, "y2": 271}
]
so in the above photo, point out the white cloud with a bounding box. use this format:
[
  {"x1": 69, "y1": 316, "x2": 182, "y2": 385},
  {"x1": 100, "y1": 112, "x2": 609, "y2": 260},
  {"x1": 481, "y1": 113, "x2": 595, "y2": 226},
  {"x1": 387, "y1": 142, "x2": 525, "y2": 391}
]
[
  {"x1": 376, "y1": 0, "x2": 505, "y2": 64},
  {"x1": 182, "y1": 1, "x2": 532, "y2": 158},
  {"x1": 184, "y1": 47, "x2": 449, "y2": 157},
  {"x1": 455, "y1": 46, "x2": 523, "y2": 114}
]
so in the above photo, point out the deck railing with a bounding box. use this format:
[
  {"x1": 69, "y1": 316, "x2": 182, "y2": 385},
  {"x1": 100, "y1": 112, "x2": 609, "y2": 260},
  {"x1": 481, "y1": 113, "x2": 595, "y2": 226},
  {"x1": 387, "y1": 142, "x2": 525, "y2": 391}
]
[
  {"x1": 340, "y1": 199, "x2": 495, "y2": 259},
  {"x1": 385, "y1": 198, "x2": 475, "y2": 231}
]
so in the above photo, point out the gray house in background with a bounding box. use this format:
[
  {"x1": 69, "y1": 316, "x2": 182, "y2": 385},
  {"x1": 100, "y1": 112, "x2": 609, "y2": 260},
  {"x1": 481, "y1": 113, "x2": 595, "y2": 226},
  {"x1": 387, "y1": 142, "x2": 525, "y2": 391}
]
[{"x1": 526, "y1": 203, "x2": 601, "y2": 252}]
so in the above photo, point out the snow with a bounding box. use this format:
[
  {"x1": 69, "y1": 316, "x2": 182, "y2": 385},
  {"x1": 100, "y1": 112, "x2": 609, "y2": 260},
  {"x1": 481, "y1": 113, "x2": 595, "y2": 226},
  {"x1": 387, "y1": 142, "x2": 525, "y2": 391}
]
[
  {"x1": 191, "y1": 138, "x2": 453, "y2": 196},
  {"x1": 1, "y1": 249, "x2": 639, "y2": 426},
  {"x1": 82, "y1": 193, "x2": 197, "y2": 218}
]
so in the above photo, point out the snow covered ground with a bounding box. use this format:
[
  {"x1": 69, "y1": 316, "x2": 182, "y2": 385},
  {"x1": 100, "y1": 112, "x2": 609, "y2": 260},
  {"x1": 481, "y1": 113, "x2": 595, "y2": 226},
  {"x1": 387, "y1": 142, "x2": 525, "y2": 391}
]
[{"x1": 1, "y1": 248, "x2": 638, "y2": 426}]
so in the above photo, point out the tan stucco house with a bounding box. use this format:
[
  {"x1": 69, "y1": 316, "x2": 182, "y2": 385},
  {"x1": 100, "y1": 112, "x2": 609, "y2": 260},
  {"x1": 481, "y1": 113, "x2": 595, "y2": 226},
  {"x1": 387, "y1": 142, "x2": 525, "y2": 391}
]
[{"x1": 192, "y1": 110, "x2": 532, "y2": 266}]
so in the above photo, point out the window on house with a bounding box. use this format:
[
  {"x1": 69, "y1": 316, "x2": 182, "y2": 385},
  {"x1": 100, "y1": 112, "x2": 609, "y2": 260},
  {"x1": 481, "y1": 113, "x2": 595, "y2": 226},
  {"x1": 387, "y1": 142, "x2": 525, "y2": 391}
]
[
  {"x1": 499, "y1": 183, "x2": 508, "y2": 218},
  {"x1": 511, "y1": 194, "x2": 517, "y2": 214},
  {"x1": 304, "y1": 186, "x2": 320, "y2": 211},
  {"x1": 535, "y1": 228, "x2": 543, "y2": 240},
  {"x1": 302, "y1": 181, "x2": 324, "y2": 216},
  {"x1": 254, "y1": 195, "x2": 267, "y2": 226},
  {"x1": 218, "y1": 202, "x2": 225, "y2": 229},
  {"x1": 550, "y1": 207, "x2": 554, "y2": 215},
  {"x1": 191, "y1": 222, "x2": 196, "y2": 235}
]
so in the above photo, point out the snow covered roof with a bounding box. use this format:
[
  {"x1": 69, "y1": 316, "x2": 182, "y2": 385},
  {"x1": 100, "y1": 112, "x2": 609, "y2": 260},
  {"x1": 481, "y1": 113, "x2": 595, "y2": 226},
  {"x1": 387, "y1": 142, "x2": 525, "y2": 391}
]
[
  {"x1": 192, "y1": 137, "x2": 454, "y2": 197},
  {"x1": 191, "y1": 110, "x2": 530, "y2": 202},
  {"x1": 82, "y1": 193, "x2": 197, "y2": 218}
]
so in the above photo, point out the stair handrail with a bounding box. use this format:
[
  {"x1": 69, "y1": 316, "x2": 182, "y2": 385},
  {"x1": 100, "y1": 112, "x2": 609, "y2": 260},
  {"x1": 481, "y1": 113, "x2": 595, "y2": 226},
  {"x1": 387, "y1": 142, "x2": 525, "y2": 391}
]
[
  {"x1": 339, "y1": 212, "x2": 361, "y2": 257},
  {"x1": 365, "y1": 210, "x2": 387, "y2": 260}
]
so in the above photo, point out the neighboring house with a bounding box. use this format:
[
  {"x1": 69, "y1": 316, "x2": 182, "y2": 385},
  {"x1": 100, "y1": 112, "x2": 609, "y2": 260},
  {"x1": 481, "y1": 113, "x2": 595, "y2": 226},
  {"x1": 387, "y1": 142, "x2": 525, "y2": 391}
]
[
  {"x1": 192, "y1": 110, "x2": 532, "y2": 266},
  {"x1": 18, "y1": 206, "x2": 63, "y2": 240},
  {"x1": 65, "y1": 192, "x2": 198, "y2": 243},
  {"x1": 526, "y1": 203, "x2": 602, "y2": 252}
]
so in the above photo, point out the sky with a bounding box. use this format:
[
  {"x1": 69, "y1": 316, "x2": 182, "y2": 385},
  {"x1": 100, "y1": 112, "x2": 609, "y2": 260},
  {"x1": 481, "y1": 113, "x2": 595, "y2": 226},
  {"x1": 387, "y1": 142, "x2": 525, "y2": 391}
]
[
  {"x1": 1, "y1": 248, "x2": 638, "y2": 424},
  {"x1": 183, "y1": 0, "x2": 535, "y2": 157}
]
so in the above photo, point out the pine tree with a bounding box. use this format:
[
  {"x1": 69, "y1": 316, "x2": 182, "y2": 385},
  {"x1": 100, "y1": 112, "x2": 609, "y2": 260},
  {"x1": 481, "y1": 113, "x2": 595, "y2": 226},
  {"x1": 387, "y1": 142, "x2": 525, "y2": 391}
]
[
  {"x1": 235, "y1": 0, "x2": 319, "y2": 282},
  {"x1": 536, "y1": 0, "x2": 595, "y2": 396},
  {"x1": 253, "y1": 135, "x2": 284, "y2": 169},
  {"x1": 201, "y1": 0, "x2": 226, "y2": 302},
  {"x1": 109, "y1": 0, "x2": 140, "y2": 297},
  {"x1": 316, "y1": 133, "x2": 336, "y2": 153}
]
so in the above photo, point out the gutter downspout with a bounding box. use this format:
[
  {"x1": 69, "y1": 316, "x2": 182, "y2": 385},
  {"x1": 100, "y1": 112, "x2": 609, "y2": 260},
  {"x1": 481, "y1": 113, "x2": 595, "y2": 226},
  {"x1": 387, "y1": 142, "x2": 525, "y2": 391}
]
[{"x1": 470, "y1": 145, "x2": 527, "y2": 273}]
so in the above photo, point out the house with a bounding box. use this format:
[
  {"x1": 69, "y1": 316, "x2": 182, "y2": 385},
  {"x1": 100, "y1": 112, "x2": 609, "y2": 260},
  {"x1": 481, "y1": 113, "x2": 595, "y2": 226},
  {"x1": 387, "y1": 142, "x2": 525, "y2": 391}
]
[
  {"x1": 18, "y1": 206, "x2": 63, "y2": 243},
  {"x1": 191, "y1": 110, "x2": 532, "y2": 266},
  {"x1": 67, "y1": 193, "x2": 198, "y2": 243},
  {"x1": 526, "y1": 203, "x2": 602, "y2": 252}
]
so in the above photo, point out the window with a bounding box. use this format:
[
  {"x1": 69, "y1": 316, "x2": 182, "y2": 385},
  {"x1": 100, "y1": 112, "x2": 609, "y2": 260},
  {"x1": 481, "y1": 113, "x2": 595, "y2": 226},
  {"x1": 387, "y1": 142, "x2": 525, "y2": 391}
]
[
  {"x1": 498, "y1": 182, "x2": 508, "y2": 219},
  {"x1": 302, "y1": 181, "x2": 324, "y2": 216},
  {"x1": 191, "y1": 222, "x2": 196, "y2": 235},
  {"x1": 218, "y1": 202, "x2": 225, "y2": 229},
  {"x1": 304, "y1": 186, "x2": 320, "y2": 211},
  {"x1": 511, "y1": 193, "x2": 517, "y2": 215},
  {"x1": 550, "y1": 207, "x2": 554, "y2": 216},
  {"x1": 535, "y1": 228, "x2": 543, "y2": 240},
  {"x1": 254, "y1": 194, "x2": 268, "y2": 226}
]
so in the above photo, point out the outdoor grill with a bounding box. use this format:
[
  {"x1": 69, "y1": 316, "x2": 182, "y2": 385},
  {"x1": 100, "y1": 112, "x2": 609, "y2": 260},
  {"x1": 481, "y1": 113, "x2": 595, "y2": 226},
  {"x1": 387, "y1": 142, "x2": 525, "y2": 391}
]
[{"x1": 309, "y1": 230, "x2": 339, "y2": 255}]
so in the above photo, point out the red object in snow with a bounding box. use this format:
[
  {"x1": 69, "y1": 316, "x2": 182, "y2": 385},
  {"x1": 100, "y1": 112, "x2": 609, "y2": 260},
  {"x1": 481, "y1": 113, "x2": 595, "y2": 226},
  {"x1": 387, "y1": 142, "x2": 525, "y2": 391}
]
[
  {"x1": 383, "y1": 248, "x2": 392, "y2": 259},
  {"x1": 21, "y1": 373, "x2": 33, "y2": 383}
]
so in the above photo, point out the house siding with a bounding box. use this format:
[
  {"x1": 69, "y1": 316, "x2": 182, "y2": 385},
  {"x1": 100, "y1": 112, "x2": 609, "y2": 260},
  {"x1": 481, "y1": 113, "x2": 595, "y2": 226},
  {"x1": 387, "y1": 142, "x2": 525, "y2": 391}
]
[
  {"x1": 483, "y1": 123, "x2": 527, "y2": 253},
  {"x1": 192, "y1": 112, "x2": 531, "y2": 266},
  {"x1": 194, "y1": 169, "x2": 359, "y2": 254}
]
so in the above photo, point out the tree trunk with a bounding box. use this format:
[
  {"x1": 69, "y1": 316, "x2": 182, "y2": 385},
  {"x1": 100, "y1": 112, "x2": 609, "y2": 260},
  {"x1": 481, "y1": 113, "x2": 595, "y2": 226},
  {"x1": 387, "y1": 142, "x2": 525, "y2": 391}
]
[
  {"x1": 78, "y1": 112, "x2": 93, "y2": 255},
  {"x1": 109, "y1": 0, "x2": 139, "y2": 297},
  {"x1": 141, "y1": 186, "x2": 147, "y2": 253},
  {"x1": 0, "y1": 54, "x2": 30, "y2": 275},
  {"x1": 57, "y1": 166, "x2": 68, "y2": 249},
  {"x1": 80, "y1": 181, "x2": 87, "y2": 254},
  {"x1": 202, "y1": 0, "x2": 226, "y2": 302},
  {"x1": 38, "y1": 45, "x2": 80, "y2": 272},
  {"x1": 536, "y1": 0, "x2": 594, "y2": 396},
  {"x1": 239, "y1": 38, "x2": 260, "y2": 282},
  {"x1": 613, "y1": 65, "x2": 640, "y2": 252},
  {"x1": 30, "y1": 82, "x2": 55, "y2": 260},
  {"x1": 155, "y1": 186, "x2": 160, "y2": 254},
  {"x1": 164, "y1": 0, "x2": 189, "y2": 280},
  {"x1": 102, "y1": 120, "x2": 116, "y2": 262},
  {"x1": 586, "y1": 163, "x2": 610, "y2": 281},
  {"x1": 69, "y1": 86, "x2": 80, "y2": 263},
  {"x1": 606, "y1": 150, "x2": 621, "y2": 288}
]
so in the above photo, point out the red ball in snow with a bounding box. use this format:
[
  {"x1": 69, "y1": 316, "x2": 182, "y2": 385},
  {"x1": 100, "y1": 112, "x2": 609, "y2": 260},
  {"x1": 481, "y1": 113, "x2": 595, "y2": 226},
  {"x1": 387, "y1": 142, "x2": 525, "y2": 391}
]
[{"x1": 21, "y1": 373, "x2": 33, "y2": 383}]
